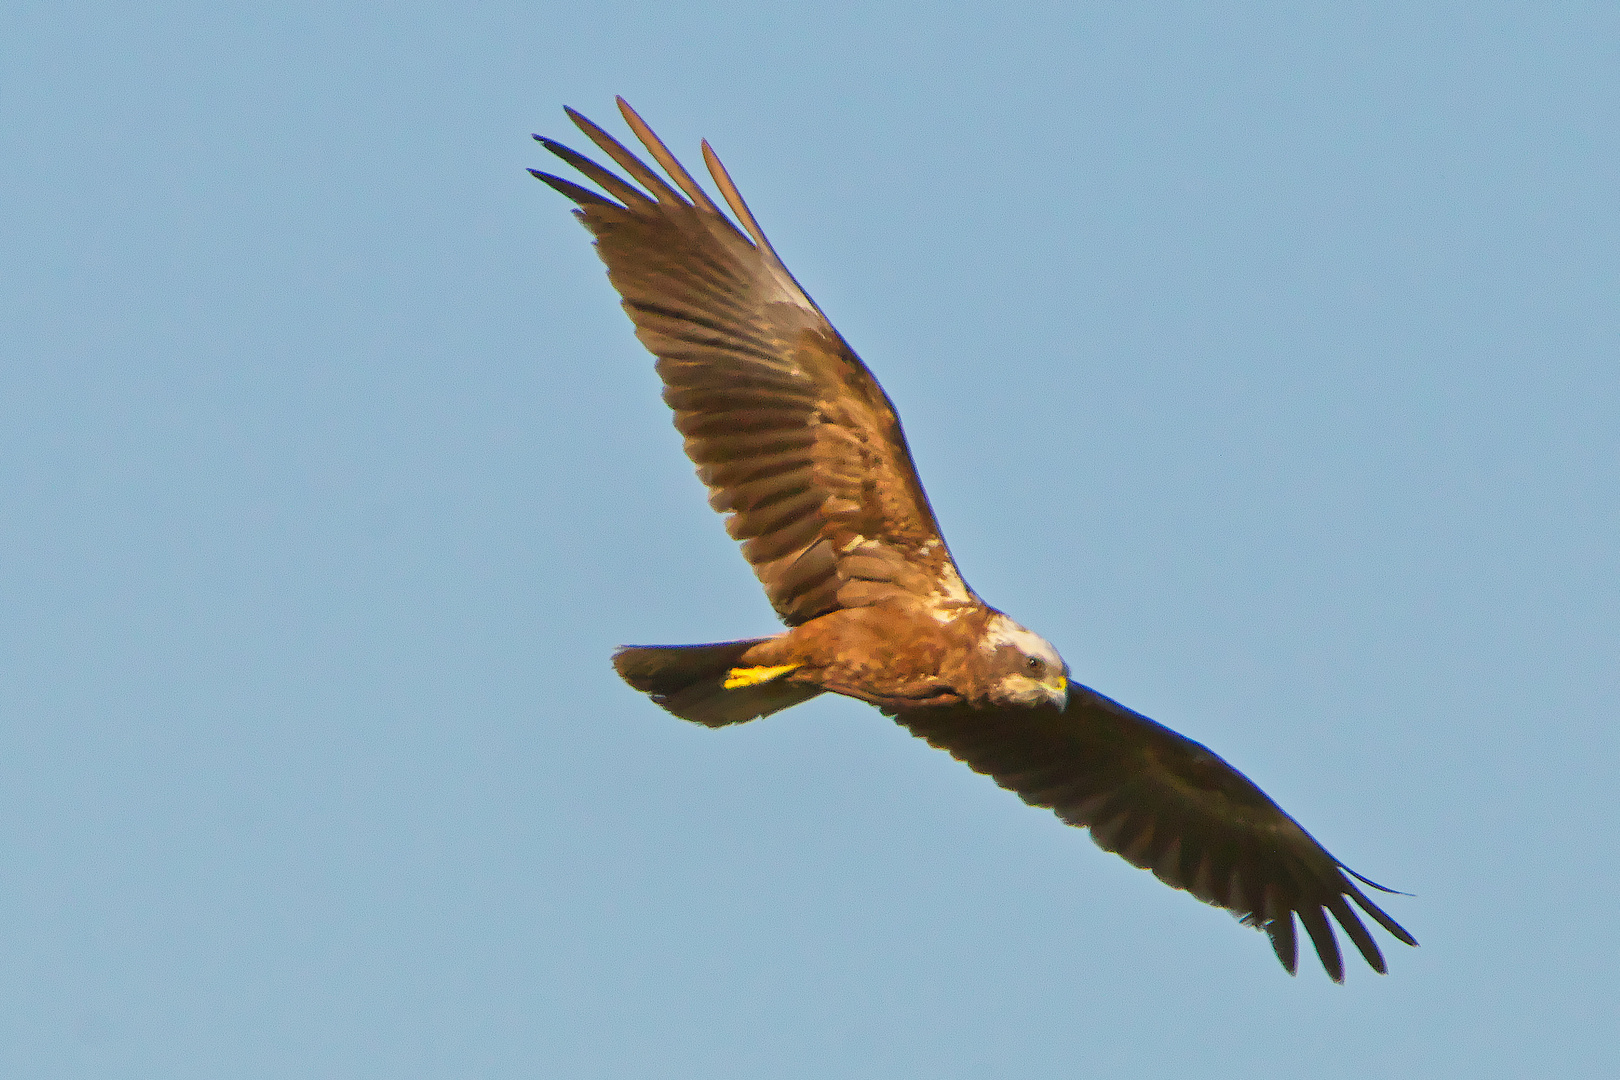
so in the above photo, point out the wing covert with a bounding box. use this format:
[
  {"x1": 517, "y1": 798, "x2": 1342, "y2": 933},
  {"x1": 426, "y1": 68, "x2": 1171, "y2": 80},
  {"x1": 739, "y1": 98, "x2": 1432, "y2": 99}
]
[
  {"x1": 534, "y1": 100, "x2": 971, "y2": 625},
  {"x1": 888, "y1": 685, "x2": 1417, "y2": 980}
]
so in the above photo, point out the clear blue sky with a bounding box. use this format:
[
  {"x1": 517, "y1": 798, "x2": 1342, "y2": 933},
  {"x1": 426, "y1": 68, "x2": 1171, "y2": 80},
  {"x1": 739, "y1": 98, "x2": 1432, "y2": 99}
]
[{"x1": 4, "y1": 3, "x2": 1617, "y2": 1076}]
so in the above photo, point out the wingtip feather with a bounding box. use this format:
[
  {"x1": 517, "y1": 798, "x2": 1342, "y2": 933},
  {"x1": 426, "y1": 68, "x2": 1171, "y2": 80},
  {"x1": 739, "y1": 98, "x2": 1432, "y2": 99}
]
[{"x1": 529, "y1": 169, "x2": 619, "y2": 209}]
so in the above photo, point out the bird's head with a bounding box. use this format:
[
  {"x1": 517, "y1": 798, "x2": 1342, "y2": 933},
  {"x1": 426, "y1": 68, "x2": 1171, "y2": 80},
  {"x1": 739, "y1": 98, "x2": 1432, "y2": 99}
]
[{"x1": 979, "y1": 612, "x2": 1068, "y2": 708}]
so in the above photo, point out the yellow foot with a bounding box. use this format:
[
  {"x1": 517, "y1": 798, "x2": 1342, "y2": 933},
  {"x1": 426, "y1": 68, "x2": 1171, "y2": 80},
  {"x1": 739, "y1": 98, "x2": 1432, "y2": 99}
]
[{"x1": 723, "y1": 664, "x2": 802, "y2": 690}]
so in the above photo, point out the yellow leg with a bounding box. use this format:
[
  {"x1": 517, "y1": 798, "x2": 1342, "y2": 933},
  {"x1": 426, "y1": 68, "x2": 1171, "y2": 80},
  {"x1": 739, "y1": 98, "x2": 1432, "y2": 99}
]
[{"x1": 723, "y1": 664, "x2": 802, "y2": 690}]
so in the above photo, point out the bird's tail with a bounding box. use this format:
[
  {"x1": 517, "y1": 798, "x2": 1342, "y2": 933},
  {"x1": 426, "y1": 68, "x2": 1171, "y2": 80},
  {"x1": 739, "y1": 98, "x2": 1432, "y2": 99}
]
[{"x1": 612, "y1": 638, "x2": 822, "y2": 727}]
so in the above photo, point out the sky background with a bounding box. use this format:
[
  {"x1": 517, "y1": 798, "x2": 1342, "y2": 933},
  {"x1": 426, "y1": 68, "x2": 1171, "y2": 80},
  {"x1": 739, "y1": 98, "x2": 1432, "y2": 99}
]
[{"x1": 4, "y1": 2, "x2": 1617, "y2": 1076}]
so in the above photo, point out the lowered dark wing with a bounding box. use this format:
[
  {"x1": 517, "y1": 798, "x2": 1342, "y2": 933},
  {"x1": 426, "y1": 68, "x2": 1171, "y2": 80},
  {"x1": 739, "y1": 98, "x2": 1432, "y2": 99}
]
[
  {"x1": 533, "y1": 100, "x2": 976, "y2": 625},
  {"x1": 888, "y1": 685, "x2": 1417, "y2": 981}
]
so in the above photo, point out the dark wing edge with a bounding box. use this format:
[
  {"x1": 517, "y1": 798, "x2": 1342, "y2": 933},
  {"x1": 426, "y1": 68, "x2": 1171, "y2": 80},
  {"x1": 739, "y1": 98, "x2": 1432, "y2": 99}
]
[
  {"x1": 532, "y1": 99, "x2": 971, "y2": 625},
  {"x1": 889, "y1": 686, "x2": 1417, "y2": 981}
]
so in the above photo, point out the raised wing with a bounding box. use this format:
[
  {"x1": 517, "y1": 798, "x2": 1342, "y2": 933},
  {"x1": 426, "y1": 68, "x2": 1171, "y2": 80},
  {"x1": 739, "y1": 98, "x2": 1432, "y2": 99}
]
[
  {"x1": 889, "y1": 685, "x2": 1417, "y2": 980},
  {"x1": 533, "y1": 100, "x2": 974, "y2": 625}
]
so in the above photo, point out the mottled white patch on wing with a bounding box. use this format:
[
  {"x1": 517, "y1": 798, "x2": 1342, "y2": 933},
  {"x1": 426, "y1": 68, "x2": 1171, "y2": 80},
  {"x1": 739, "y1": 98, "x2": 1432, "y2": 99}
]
[
  {"x1": 926, "y1": 553, "x2": 972, "y2": 605},
  {"x1": 914, "y1": 541, "x2": 974, "y2": 622},
  {"x1": 933, "y1": 561, "x2": 973, "y2": 605}
]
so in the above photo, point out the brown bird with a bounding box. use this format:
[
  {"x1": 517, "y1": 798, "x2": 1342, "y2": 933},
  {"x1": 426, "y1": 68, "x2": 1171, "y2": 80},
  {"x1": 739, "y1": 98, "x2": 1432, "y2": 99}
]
[{"x1": 532, "y1": 99, "x2": 1417, "y2": 982}]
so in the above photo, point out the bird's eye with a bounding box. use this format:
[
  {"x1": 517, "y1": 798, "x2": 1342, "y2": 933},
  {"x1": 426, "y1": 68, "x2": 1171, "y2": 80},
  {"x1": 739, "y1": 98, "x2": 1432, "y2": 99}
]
[{"x1": 1026, "y1": 656, "x2": 1045, "y2": 675}]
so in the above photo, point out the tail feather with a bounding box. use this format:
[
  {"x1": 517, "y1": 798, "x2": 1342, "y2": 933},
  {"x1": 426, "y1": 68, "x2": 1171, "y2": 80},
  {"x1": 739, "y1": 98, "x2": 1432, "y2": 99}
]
[{"x1": 613, "y1": 639, "x2": 822, "y2": 727}]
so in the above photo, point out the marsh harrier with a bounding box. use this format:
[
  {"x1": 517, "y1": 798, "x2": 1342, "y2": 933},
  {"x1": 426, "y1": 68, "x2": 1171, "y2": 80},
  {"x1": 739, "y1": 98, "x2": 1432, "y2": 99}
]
[{"x1": 532, "y1": 100, "x2": 1416, "y2": 981}]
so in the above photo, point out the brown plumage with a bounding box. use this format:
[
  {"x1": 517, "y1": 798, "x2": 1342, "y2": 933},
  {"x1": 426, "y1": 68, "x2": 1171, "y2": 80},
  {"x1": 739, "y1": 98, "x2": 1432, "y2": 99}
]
[
  {"x1": 533, "y1": 99, "x2": 1416, "y2": 981},
  {"x1": 893, "y1": 687, "x2": 1418, "y2": 981}
]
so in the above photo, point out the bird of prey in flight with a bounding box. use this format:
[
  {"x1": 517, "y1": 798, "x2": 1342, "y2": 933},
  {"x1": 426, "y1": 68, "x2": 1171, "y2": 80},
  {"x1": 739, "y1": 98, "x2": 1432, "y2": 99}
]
[{"x1": 531, "y1": 99, "x2": 1416, "y2": 981}]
